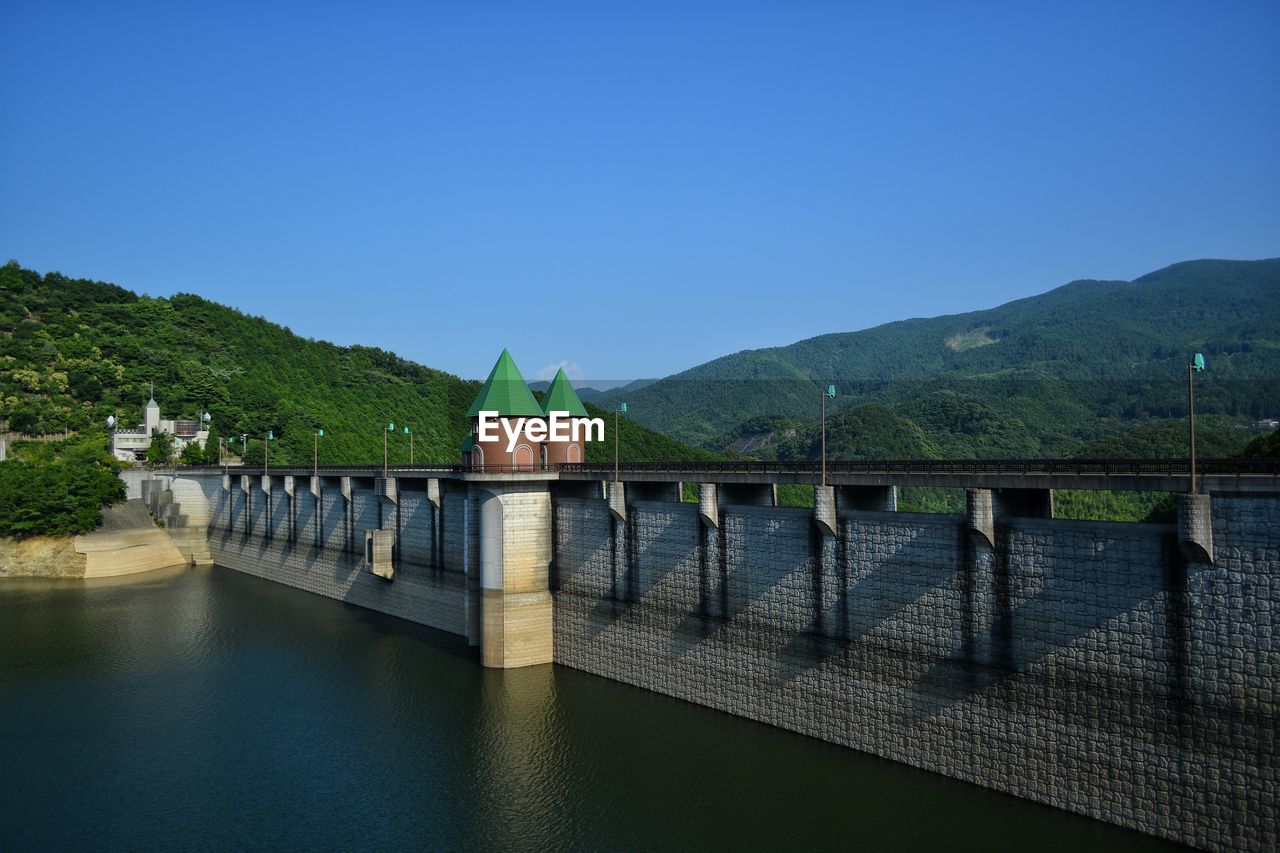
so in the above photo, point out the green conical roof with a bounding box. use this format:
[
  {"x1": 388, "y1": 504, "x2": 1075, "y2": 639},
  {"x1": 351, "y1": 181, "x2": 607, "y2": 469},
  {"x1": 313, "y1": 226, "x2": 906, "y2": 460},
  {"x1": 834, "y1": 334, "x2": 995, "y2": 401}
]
[
  {"x1": 540, "y1": 368, "x2": 589, "y2": 417},
  {"x1": 466, "y1": 349, "x2": 544, "y2": 417}
]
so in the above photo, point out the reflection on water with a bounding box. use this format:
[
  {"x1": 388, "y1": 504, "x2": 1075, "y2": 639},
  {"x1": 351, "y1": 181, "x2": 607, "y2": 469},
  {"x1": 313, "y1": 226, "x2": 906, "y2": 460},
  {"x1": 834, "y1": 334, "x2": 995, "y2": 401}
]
[{"x1": 0, "y1": 567, "x2": 1177, "y2": 850}]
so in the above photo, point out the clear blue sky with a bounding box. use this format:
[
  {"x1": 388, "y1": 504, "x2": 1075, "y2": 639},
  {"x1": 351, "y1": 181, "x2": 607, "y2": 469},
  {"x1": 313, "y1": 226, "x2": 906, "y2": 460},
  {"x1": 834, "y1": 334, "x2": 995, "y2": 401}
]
[{"x1": 3, "y1": 1, "x2": 1277, "y2": 382}]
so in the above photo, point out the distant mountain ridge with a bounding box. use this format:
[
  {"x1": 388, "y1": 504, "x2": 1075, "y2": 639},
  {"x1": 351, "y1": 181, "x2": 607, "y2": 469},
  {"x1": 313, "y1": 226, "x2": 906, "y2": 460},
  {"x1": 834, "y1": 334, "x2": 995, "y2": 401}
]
[{"x1": 597, "y1": 258, "x2": 1280, "y2": 448}]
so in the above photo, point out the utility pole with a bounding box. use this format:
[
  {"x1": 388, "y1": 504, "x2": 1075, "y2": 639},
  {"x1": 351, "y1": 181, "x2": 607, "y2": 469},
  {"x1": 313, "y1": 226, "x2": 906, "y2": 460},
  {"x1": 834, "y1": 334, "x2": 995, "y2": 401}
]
[
  {"x1": 821, "y1": 385, "x2": 835, "y2": 486},
  {"x1": 384, "y1": 422, "x2": 394, "y2": 478},
  {"x1": 614, "y1": 403, "x2": 627, "y2": 481},
  {"x1": 1188, "y1": 353, "x2": 1205, "y2": 494}
]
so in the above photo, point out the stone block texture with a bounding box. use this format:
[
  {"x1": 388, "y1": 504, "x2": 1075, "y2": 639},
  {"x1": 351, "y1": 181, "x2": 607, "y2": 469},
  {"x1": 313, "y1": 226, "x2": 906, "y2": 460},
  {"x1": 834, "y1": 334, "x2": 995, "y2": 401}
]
[
  {"x1": 199, "y1": 476, "x2": 467, "y2": 638},
  {"x1": 295, "y1": 488, "x2": 318, "y2": 548},
  {"x1": 553, "y1": 497, "x2": 1279, "y2": 851},
  {"x1": 397, "y1": 488, "x2": 438, "y2": 577},
  {"x1": 352, "y1": 489, "x2": 379, "y2": 555},
  {"x1": 182, "y1": 469, "x2": 1277, "y2": 850}
]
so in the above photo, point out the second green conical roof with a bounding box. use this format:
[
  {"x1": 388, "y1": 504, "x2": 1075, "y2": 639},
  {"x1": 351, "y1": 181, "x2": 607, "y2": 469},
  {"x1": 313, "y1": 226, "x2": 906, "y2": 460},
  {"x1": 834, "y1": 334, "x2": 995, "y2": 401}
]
[
  {"x1": 466, "y1": 349, "x2": 544, "y2": 417},
  {"x1": 540, "y1": 368, "x2": 589, "y2": 417}
]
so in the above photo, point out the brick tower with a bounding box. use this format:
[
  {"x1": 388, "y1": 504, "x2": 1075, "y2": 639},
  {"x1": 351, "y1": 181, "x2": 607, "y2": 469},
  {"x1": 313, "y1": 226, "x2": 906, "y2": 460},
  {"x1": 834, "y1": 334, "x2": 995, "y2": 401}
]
[
  {"x1": 540, "y1": 367, "x2": 589, "y2": 466},
  {"x1": 461, "y1": 349, "x2": 544, "y2": 471}
]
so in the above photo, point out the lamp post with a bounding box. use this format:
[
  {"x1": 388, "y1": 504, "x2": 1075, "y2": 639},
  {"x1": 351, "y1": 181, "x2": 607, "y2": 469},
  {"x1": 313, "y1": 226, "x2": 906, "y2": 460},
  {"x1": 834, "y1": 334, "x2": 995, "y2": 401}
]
[
  {"x1": 404, "y1": 425, "x2": 413, "y2": 465},
  {"x1": 384, "y1": 422, "x2": 395, "y2": 477},
  {"x1": 264, "y1": 431, "x2": 274, "y2": 477},
  {"x1": 614, "y1": 403, "x2": 627, "y2": 481},
  {"x1": 314, "y1": 428, "x2": 324, "y2": 478},
  {"x1": 1188, "y1": 353, "x2": 1205, "y2": 494},
  {"x1": 821, "y1": 384, "x2": 836, "y2": 486}
]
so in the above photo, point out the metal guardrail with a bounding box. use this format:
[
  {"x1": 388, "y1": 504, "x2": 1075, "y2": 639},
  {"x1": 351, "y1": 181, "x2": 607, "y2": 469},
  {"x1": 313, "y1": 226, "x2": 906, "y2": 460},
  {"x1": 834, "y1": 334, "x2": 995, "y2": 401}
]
[
  {"x1": 555, "y1": 458, "x2": 1280, "y2": 477},
  {"x1": 168, "y1": 458, "x2": 1280, "y2": 477}
]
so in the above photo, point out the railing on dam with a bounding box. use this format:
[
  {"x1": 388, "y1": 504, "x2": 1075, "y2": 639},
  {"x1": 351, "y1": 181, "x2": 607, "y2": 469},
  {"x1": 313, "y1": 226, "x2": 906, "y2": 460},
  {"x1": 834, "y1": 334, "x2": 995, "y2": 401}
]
[
  {"x1": 557, "y1": 457, "x2": 1280, "y2": 476},
  {"x1": 163, "y1": 457, "x2": 1280, "y2": 493}
]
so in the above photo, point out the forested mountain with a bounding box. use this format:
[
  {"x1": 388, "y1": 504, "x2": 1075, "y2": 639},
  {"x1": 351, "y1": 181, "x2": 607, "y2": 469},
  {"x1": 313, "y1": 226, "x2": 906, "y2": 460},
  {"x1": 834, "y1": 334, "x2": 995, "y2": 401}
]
[
  {"x1": 598, "y1": 258, "x2": 1280, "y2": 454},
  {"x1": 0, "y1": 262, "x2": 708, "y2": 467}
]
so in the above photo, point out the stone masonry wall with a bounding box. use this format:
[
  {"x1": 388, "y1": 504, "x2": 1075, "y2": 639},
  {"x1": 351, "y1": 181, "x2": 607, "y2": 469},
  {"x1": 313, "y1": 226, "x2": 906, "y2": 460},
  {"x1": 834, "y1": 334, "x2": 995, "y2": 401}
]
[
  {"x1": 553, "y1": 495, "x2": 1279, "y2": 851},
  {"x1": 177, "y1": 471, "x2": 1275, "y2": 848},
  {"x1": 397, "y1": 488, "x2": 437, "y2": 578},
  {"x1": 198, "y1": 477, "x2": 467, "y2": 637}
]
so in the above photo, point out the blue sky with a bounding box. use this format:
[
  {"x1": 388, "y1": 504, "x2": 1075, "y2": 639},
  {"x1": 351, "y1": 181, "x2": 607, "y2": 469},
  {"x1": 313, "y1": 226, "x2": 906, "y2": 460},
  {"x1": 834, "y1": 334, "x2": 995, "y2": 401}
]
[{"x1": 3, "y1": 1, "x2": 1277, "y2": 382}]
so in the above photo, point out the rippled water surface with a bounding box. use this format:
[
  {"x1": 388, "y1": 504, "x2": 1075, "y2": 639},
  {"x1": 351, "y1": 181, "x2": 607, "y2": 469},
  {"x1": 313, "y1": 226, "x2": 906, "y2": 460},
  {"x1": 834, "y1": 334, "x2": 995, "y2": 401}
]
[{"x1": 0, "y1": 567, "x2": 1178, "y2": 850}]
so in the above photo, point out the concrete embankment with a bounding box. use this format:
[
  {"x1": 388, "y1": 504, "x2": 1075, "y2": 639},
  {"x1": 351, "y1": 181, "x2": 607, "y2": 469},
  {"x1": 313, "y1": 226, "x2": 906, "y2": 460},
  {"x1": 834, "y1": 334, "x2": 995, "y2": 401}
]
[
  {"x1": 0, "y1": 500, "x2": 187, "y2": 579},
  {"x1": 73, "y1": 500, "x2": 187, "y2": 577}
]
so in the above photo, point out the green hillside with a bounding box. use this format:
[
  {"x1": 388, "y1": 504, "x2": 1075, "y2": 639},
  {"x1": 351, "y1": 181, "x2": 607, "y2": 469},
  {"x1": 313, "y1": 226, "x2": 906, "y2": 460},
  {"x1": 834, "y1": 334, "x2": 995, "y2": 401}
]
[
  {"x1": 600, "y1": 258, "x2": 1280, "y2": 453},
  {"x1": 0, "y1": 262, "x2": 705, "y2": 467},
  {"x1": 0, "y1": 431, "x2": 125, "y2": 537}
]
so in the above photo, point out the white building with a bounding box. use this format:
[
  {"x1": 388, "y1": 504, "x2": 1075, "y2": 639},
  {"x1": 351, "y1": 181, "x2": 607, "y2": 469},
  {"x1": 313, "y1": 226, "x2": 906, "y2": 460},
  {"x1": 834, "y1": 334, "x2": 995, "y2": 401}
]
[{"x1": 110, "y1": 396, "x2": 210, "y2": 462}]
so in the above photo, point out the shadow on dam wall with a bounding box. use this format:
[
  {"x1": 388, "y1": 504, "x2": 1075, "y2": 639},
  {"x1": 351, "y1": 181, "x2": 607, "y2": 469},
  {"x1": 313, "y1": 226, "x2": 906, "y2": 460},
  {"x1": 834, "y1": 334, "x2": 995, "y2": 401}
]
[
  {"x1": 177, "y1": 469, "x2": 1276, "y2": 851},
  {"x1": 551, "y1": 495, "x2": 1279, "y2": 851}
]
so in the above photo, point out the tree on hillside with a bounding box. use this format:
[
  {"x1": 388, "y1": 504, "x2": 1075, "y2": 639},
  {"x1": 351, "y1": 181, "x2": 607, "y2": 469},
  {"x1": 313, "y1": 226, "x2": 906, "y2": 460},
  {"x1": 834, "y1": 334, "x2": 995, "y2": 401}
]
[
  {"x1": 145, "y1": 431, "x2": 174, "y2": 465},
  {"x1": 1243, "y1": 428, "x2": 1280, "y2": 458},
  {"x1": 0, "y1": 431, "x2": 126, "y2": 537},
  {"x1": 179, "y1": 441, "x2": 205, "y2": 464}
]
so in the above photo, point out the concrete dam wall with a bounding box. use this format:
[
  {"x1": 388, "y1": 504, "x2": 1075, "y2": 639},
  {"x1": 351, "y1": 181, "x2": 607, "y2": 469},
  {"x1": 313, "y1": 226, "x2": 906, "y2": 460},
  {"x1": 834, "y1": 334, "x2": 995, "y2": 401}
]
[
  {"x1": 200, "y1": 475, "x2": 469, "y2": 637},
  {"x1": 164, "y1": 469, "x2": 1276, "y2": 850},
  {"x1": 553, "y1": 494, "x2": 1277, "y2": 851}
]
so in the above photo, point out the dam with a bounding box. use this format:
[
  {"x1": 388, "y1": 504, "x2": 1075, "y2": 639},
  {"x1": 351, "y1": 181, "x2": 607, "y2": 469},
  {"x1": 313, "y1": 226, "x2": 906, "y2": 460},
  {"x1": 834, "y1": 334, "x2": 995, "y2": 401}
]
[{"x1": 127, "y1": 458, "x2": 1280, "y2": 852}]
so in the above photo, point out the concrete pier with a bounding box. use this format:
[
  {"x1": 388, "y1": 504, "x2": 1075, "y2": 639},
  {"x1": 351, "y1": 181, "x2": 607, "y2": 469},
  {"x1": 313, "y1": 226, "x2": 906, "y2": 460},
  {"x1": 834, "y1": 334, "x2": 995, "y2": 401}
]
[{"x1": 476, "y1": 481, "x2": 554, "y2": 668}]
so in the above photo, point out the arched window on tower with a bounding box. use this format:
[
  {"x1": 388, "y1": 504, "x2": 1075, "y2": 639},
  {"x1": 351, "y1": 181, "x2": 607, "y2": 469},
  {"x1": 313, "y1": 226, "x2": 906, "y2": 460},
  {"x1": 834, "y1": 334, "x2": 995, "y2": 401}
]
[{"x1": 514, "y1": 444, "x2": 534, "y2": 471}]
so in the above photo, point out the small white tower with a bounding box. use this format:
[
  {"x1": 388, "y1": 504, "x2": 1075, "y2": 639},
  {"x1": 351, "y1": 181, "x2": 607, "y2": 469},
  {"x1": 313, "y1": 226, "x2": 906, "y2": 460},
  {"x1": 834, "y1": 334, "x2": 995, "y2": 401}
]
[{"x1": 144, "y1": 383, "x2": 161, "y2": 435}]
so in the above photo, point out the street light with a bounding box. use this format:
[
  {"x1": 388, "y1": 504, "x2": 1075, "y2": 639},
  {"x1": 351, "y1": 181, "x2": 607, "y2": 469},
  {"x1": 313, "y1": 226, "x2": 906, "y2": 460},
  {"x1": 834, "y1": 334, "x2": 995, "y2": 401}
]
[
  {"x1": 822, "y1": 384, "x2": 836, "y2": 486},
  {"x1": 384, "y1": 422, "x2": 395, "y2": 477},
  {"x1": 614, "y1": 403, "x2": 627, "y2": 481},
  {"x1": 264, "y1": 430, "x2": 275, "y2": 477},
  {"x1": 314, "y1": 428, "x2": 324, "y2": 478},
  {"x1": 1189, "y1": 353, "x2": 1205, "y2": 495},
  {"x1": 404, "y1": 425, "x2": 413, "y2": 465}
]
